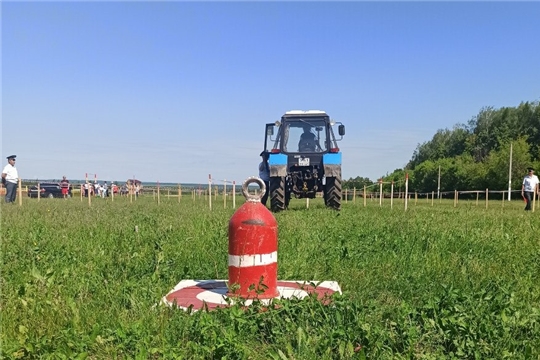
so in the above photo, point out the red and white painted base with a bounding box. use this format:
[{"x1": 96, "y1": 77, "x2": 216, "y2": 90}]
[{"x1": 162, "y1": 280, "x2": 341, "y2": 311}]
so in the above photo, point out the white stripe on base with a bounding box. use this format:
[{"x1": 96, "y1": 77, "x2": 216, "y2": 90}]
[{"x1": 228, "y1": 251, "x2": 277, "y2": 268}]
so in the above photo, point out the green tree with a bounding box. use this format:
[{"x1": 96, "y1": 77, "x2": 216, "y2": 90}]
[
  {"x1": 342, "y1": 176, "x2": 373, "y2": 190},
  {"x1": 485, "y1": 137, "x2": 533, "y2": 190}
]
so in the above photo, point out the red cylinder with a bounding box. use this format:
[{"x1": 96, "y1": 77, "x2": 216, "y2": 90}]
[{"x1": 228, "y1": 200, "x2": 279, "y2": 299}]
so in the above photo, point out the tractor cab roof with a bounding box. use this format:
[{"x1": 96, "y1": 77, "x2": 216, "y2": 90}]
[{"x1": 284, "y1": 110, "x2": 328, "y2": 117}]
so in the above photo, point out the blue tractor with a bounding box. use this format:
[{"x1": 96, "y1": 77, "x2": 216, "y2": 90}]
[{"x1": 263, "y1": 110, "x2": 346, "y2": 211}]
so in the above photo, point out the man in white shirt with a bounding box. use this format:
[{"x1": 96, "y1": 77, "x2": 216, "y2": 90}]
[
  {"x1": 522, "y1": 167, "x2": 539, "y2": 211},
  {"x1": 2, "y1": 155, "x2": 19, "y2": 203}
]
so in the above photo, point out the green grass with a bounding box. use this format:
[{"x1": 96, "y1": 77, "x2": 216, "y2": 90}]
[{"x1": 1, "y1": 195, "x2": 540, "y2": 359}]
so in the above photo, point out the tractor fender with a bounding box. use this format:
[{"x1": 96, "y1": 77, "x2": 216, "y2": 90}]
[
  {"x1": 324, "y1": 164, "x2": 341, "y2": 178},
  {"x1": 323, "y1": 153, "x2": 342, "y2": 177},
  {"x1": 270, "y1": 165, "x2": 287, "y2": 177},
  {"x1": 268, "y1": 153, "x2": 288, "y2": 177}
]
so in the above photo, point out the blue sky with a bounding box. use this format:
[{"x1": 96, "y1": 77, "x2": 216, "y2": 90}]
[{"x1": 2, "y1": 1, "x2": 539, "y2": 184}]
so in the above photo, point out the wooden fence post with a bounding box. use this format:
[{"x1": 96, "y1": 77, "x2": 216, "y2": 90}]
[
  {"x1": 208, "y1": 174, "x2": 212, "y2": 210},
  {"x1": 18, "y1": 179, "x2": 22, "y2": 206},
  {"x1": 485, "y1": 188, "x2": 489, "y2": 209},
  {"x1": 390, "y1": 181, "x2": 394, "y2": 209},
  {"x1": 363, "y1": 185, "x2": 367, "y2": 207},
  {"x1": 379, "y1": 180, "x2": 383, "y2": 207},
  {"x1": 233, "y1": 181, "x2": 236, "y2": 209},
  {"x1": 88, "y1": 182, "x2": 92, "y2": 206},
  {"x1": 431, "y1": 191, "x2": 434, "y2": 206},
  {"x1": 223, "y1": 180, "x2": 227, "y2": 209},
  {"x1": 404, "y1": 174, "x2": 409, "y2": 211}
]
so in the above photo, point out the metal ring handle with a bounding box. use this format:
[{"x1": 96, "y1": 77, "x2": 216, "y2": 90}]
[{"x1": 242, "y1": 177, "x2": 266, "y2": 202}]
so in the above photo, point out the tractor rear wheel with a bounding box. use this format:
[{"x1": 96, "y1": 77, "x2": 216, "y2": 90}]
[
  {"x1": 324, "y1": 176, "x2": 342, "y2": 210},
  {"x1": 270, "y1": 176, "x2": 286, "y2": 212}
]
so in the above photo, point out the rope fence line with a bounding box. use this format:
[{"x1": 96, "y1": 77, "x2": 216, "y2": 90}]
[
  {"x1": 342, "y1": 187, "x2": 537, "y2": 211},
  {"x1": 2, "y1": 177, "x2": 538, "y2": 212}
]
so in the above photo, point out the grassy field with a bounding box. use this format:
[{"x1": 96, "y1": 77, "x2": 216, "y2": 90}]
[{"x1": 1, "y1": 195, "x2": 539, "y2": 359}]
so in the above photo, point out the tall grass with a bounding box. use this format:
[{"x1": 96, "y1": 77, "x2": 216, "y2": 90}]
[{"x1": 1, "y1": 196, "x2": 539, "y2": 359}]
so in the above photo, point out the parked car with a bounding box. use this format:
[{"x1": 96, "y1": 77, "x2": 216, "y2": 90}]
[{"x1": 28, "y1": 182, "x2": 72, "y2": 198}]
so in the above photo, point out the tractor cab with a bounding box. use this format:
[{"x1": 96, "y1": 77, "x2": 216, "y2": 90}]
[
  {"x1": 262, "y1": 110, "x2": 345, "y2": 211},
  {"x1": 264, "y1": 110, "x2": 344, "y2": 155}
]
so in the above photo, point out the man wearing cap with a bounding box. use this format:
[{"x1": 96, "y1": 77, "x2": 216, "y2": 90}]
[
  {"x1": 259, "y1": 151, "x2": 270, "y2": 207},
  {"x1": 521, "y1": 167, "x2": 539, "y2": 211},
  {"x1": 2, "y1": 155, "x2": 19, "y2": 203}
]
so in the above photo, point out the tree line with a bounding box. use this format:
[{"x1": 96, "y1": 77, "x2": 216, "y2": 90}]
[{"x1": 343, "y1": 100, "x2": 540, "y2": 193}]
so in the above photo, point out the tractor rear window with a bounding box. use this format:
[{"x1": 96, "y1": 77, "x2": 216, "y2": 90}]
[{"x1": 282, "y1": 120, "x2": 327, "y2": 153}]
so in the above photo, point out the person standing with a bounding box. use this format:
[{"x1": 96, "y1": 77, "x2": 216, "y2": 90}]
[
  {"x1": 2, "y1": 155, "x2": 19, "y2": 203},
  {"x1": 259, "y1": 151, "x2": 270, "y2": 207},
  {"x1": 522, "y1": 167, "x2": 539, "y2": 211},
  {"x1": 94, "y1": 182, "x2": 100, "y2": 197},
  {"x1": 60, "y1": 176, "x2": 70, "y2": 199},
  {"x1": 102, "y1": 182, "x2": 108, "y2": 198}
]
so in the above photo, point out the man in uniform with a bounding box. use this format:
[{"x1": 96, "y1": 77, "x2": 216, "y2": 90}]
[
  {"x1": 258, "y1": 151, "x2": 270, "y2": 207},
  {"x1": 2, "y1": 155, "x2": 19, "y2": 203}
]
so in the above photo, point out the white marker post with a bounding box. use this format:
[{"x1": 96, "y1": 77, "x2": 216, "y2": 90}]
[
  {"x1": 208, "y1": 174, "x2": 212, "y2": 210},
  {"x1": 18, "y1": 179, "x2": 22, "y2": 206},
  {"x1": 363, "y1": 185, "x2": 367, "y2": 207},
  {"x1": 404, "y1": 174, "x2": 409, "y2": 211},
  {"x1": 390, "y1": 181, "x2": 394, "y2": 209},
  {"x1": 223, "y1": 179, "x2": 227, "y2": 209},
  {"x1": 379, "y1": 179, "x2": 383, "y2": 207},
  {"x1": 232, "y1": 181, "x2": 236, "y2": 209},
  {"x1": 86, "y1": 173, "x2": 91, "y2": 206}
]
